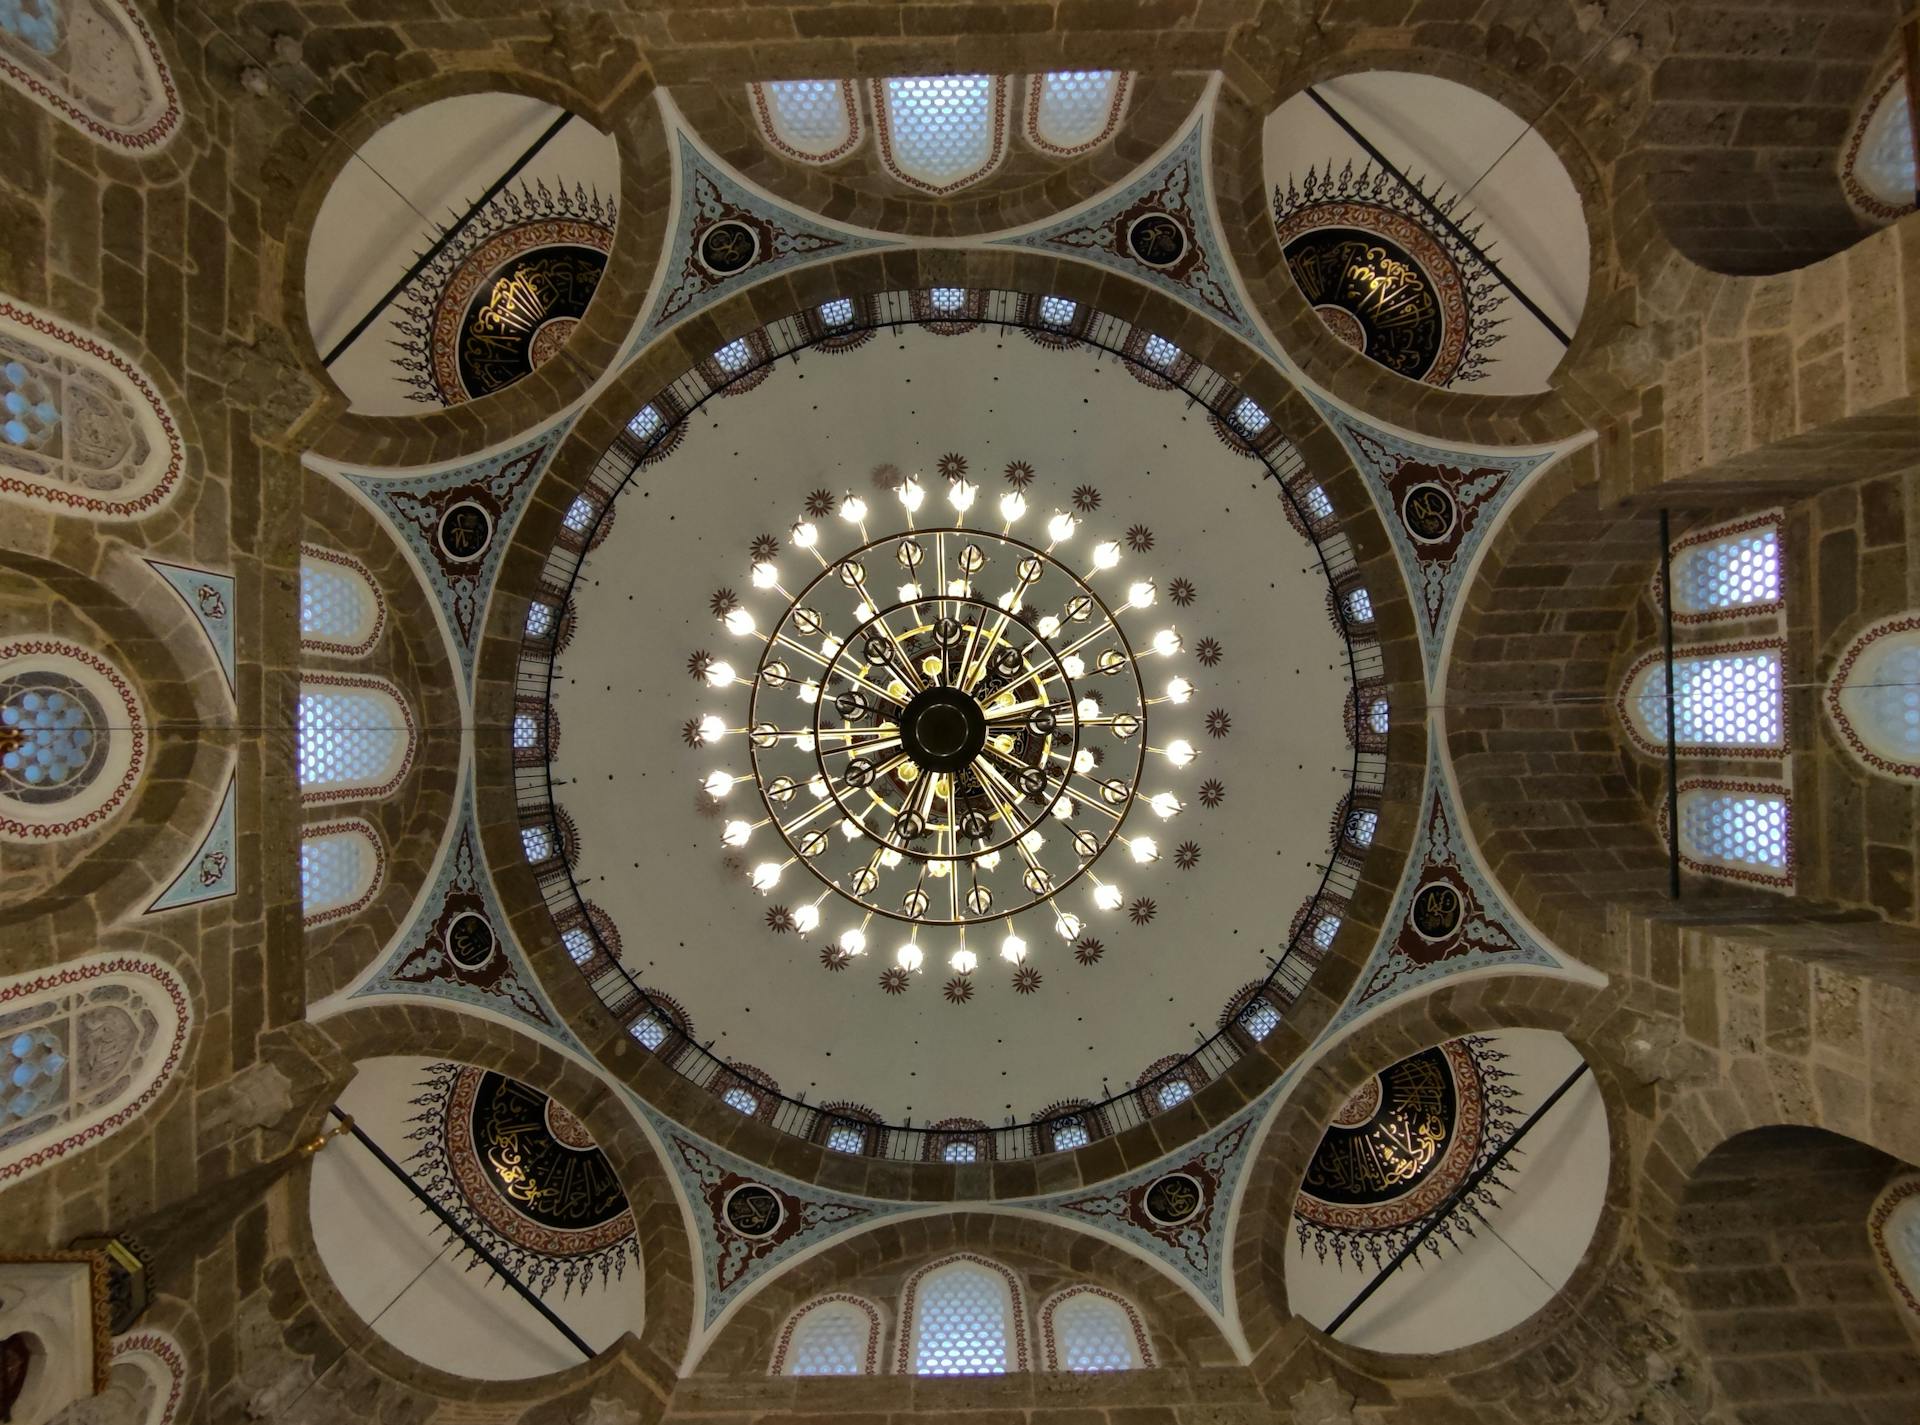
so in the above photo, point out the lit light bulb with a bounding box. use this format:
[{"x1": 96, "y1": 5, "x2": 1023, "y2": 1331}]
[
  {"x1": 1038, "y1": 615, "x2": 1061, "y2": 638},
  {"x1": 808, "y1": 775, "x2": 828, "y2": 800},
  {"x1": 948, "y1": 480, "x2": 977, "y2": 512},
  {"x1": 879, "y1": 848, "x2": 903, "y2": 868},
  {"x1": 898, "y1": 479, "x2": 925, "y2": 513},
  {"x1": 698, "y1": 716, "x2": 727, "y2": 744},
  {"x1": 1149, "y1": 792, "x2": 1182, "y2": 819},
  {"x1": 997, "y1": 587, "x2": 1020, "y2": 611},
  {"x1": 751, "y1": 561, "x2": 779, "y2": 589},
  {"x1": 722, "y1": 819, "x2": 752, "y2": 847},
  {"x1": 792, "y1": 904, "x2": 820, "y2": 935},
  {"x1": 1128, "y1": 581, "x2": 1156, "y2": 608},
  {"x1": 1054, "y1": 912, "x2": 1082, "y2": 939},
  {"x1": 1153, "y1": 627, "x2": 1181, "y2": 656},
  {"x1": 947, "y1": 578, "x2": 968, "y2": 596},
  {"x1": 798, "y1": 680, "x2": 820, "y2": 705},
  {"x1": 822, "y1": 636, "x2": 843, "y2": 657},
  {"x1": 840, "y1": 496, "x2": 867, "y2": 523},
  {"x1": 978, "y1": 850, "x2": 1002, "y2": 870},
  {"x1": 1000, "y1": 491, "x2": 1026, "y2": 523},
  {"x1": 1166, "y1": 677, "x2": 1193, "y2": 703},
  {"x1": 1165, "y1": 739, "x2": 1196, "y2": 767},
  {"x1": 839, "y1": 819, "x2": 861, "y2": 840},
  {"x1": 792, "y1": 520, "x2": 818, "y2": 548},
  {"x1": 1001, "y1": 932, "x2": 1027, "y2": 963},
  {"x1": 1063, "y1": 654, "x2": 1085, "y2": 679},
  {"x1": 1076, "y1": 697, "x2": 1099, "y2": 720},
  {"x1": 854, "y1": 601, "x2": 875, "y2": 622},
  {"x1": 1073, "y1": 749, "x2": 1095, "y2": 774},
  {"x1": 1093, "y1": 882, "x2": 1123, "y2": 910},
  {"x1": 1130, "y1": 837, "x2": 1158, "y2": 863},
  {"x1": 1051, "y1": 797, "x2": 1075, "y2": 819},
  {"x1": 896, "y1": 942, "x2": 923, "y2": 972},
  {"x1": 950, "y1": 948, "x2": 978, "y2": 974},
  {"x1": 705, "y1": 660, "x2": 735, "y2": 687},
  {"x1": 724, "y1": 607, "x2": 756, "y2": 637},
  {"x1": 1021, "y1": 829, "x2": 1046, "y2": 853},
  {"x1": 795, "y1": 732, "x2": 816, "y2": 753},
  {"x1": 750, "y1": 862, "x2": 783, "y2": 893},
  {"x1": 1048, "y1": 512, "x2": 1076, "y2": 543},
  {"x1": 928, "y1": 858, "x2": 952, "y2": 878},
  {"x1": 704, "y1": 770, "x2": 734, "y2": 798},
  {"x1": 898, "y1": 582, "x2": 922, "y2": 602},
  {"x1": 1092, "y1": 541, "x2": 1120, "y2": 570},
  {"x1": 841, "y1": 927, "x2": 866, "y2": 956}
]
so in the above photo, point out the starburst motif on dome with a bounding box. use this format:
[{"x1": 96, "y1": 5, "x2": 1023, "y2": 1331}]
[
  {"x1": 1174, "y1": 840, "x2": 1200, "y2": 870},
  {"x1": 1205, "y1": 708, "x2": 1232, "y2": 739},
  {"x1": 943, "y1": 974, "x2": 974, "y2": 1004},
  {"x1": 821, "y1": 945, "x2": 852, "y2": 971},
  {"x1": 1169, "y1": 577, "x2": 1196, "y2": 606},
  {"x1": 1003, "y1": 460, "x2": 1035, "y2": 489},
  {"x1": 1198, "y1": 778, "x2": 1225, "y2": 808},
  {"x1": 1194, "y1": 637, "x2": 1222, "y2": 667},
  {"x1": 1126, "y1": 524, "x2": 1155, "y2": 552},
  {"x1": 872, "y1": 463, "x2": 903, "y2": 490},
  {"x1": 681, "y1": 718, "x2": 704, "y2": 748},
  {"x1": 1013, "y1": 965, "x2": 1042, "y2": 993},
  {"x1": 688, "y1": 650, "x2": 714, "y2": 681},
  {"x1": 683, "y1": 475, "x2": 1204, "y2": 993},
  {"x1": 695, "y1": 790, "x2": 724, "y2": 819}
]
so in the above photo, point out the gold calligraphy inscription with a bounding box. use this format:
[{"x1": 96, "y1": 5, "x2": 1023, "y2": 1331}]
[
  {"x1": 1284, "y1": 230, "x2": 1445, "y2": 379},
  {"x1": 458, "y1": 248, "x2": 607, "y2": 397},
  {"x1": 1302, "y1": 1052, "x2": 1453, "y2": 1205},
  {"x1": 474, "y1": 1075, "x2": 626, "y2": 1230}
]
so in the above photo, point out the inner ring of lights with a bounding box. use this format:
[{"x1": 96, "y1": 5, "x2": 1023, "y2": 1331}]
[{"x1": 696, "y1": 483, "x2": 1197, "y2": 971}]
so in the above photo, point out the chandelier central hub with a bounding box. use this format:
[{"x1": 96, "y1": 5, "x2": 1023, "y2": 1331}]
[{"x1": 898, "y1": 686, "x2": 988, "y2": 771}]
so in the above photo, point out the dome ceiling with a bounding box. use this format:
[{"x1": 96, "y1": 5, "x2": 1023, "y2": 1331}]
[{"x1": 546, "y1": 322, "x2": 1356, "y2": 1126}]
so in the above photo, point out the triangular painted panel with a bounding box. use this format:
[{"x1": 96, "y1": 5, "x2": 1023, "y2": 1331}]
[
  {"x1": 146, "y1": 769, "x2": 236, "y2": 913},
  {"x1": 145, "y1": 560, "x2": 235, "y2": 698}
]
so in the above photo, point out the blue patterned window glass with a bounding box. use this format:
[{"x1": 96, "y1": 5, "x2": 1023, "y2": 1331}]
[
  {"x1": 930, "y1": 287, "x2": 967, "y2": 315},
  {"x1": 629, "y1": 1013, "x2": 667, "y2": 1049},
  {"x1": 297, "y1": 687, "x2": 404, "y2": 790},
  {"x1": 1679, "y1": 789, "x2": 1789, "y2": 873},
  {"x1": 1343, "y1": 587, "x2": 1373, "y2": 624},
  {"x1": 564, "y1": 926, "x2": 595, "y2": 965},
  {"x1": 723, "y1": 1085, "x2": 759, "y2": 1114},
  {"x1": 1239, "y1": 998, "x2": 1280, "y2": 1041},
  {"x1": 713, "y1": 339, "x2": 752, "y2": 375},
  {"x1": 943, "y1": 1139, "x2": 978, "y2": 1163},
  {"x1": 1038, "y1": 296, "x2": 1075, "y2": 328},
  {"x1": 820, "y1": 298, "x2": 855, "y2": 327},
  {"x1": 1232, "y1": 398, "x2": 1269, "y2": 435},
  {"x1": 913, "y1": 1261, "x2": 1011, "y2": 1375},
  {"x1": 1633, "y1": 653, "x2": 1783, "y2": 747},
  {"x1": 2, "y1": 355, "x2": 60, "y2": 444},
  {"x1": 0, "y1": 681, "x2": 98, "y2": 792},
  {"x1": 627, "y1": 405, "x2": 663, "y2": 441},
  {"x1": 2, "y1": 1026, "x2": 67, "y2": 1139},
  {"x1": 1141, "y1": 334, "x2": 1179, "y2": 369},
  {"x1": 826, "y1": 1122, "x2": 865, "y2": 1153},
  {"x1": 1304, "y1": 485, "x2": 1333, "y2": 521},
  {"x1": 1154, "y1": 1078, "x2": 1191, "y2": 1110},
  {"x1": 1051, "y1": 1118, "x2": 1090, "y2": 1151}
]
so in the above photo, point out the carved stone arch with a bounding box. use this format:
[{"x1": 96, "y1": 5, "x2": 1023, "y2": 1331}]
[
  {"x1": 270, "y1": 67, "x2": 669, "y2": 469},
  {"x1": 473, "y1": 245, "x2": 1420, "y2": 1193},
  {"x1": 286, "y1": 1002, "x2": 693, "y2": 1413},
  {"x1": 0, "y1": 0, "x2": 181, "y2": 152},
  {"x1": 0, "y1": 951, "x2": 194, "y2": 1189}
]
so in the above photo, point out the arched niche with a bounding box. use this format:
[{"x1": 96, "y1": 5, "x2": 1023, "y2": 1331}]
[
  {"x1": 303, "y1": 93, "x2": 620, "y2": 417},
  {"x1": 1263, "y1": 71, "x2": 1590, "y2": 396}
]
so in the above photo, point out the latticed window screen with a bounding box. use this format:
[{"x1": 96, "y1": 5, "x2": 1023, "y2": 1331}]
[
  {"x1": 1346, "y1": 808, "x2": 1378, "y2": 847},
  {"x1": 297, "y1": 689, "x2": 403, "y2": 789},
  {"x1": 526, "y1": 600, "x2": 556, "y2": 637},
  {"x1": 1859, "y1": 83, "x2": 1917, "y2": 203},
  {"x1": 1852, "y1": 637, "x2": 1920, "y2": 759},
  {"x1": 723, "y1": 1085, "x2": 759, "y2": 1115},
  {"x1": 942, "y1": 1139, "x2": 978, "y2": 1163},
  {"x1": 1635, "y1": 653, "x2": 1783, "y2": 747},
  {"x1": 785, "y1": 1301, "x2": 869, "y2": 1375},
  {"x1": 760, "y1": 80, "x2": 853, "y2": 156},
  {"x1": 300, "y1": 559, "x2": 371, "y2": 644},
  {"x1": 826, "y1": 1123, "x2": 866, "y2": 1153},
  {"x1": 1367, "y1": 697, "x2": 1390, "y2": 737},
  {"x1": 1672, "y1": 526, "x2": 1780, "y2": 614},
  {"x1": 820, "y1": 298, "x2": 855, "y2": 327},
  {"x1": 1154, "y1": 1078, "x2": 1192, "y2": 1110},
  {"x1": 884, "y1": 75, "x2": 996, "y2": 187},
  {"x1": 1304, "y1": 485, "x2": 1334, "y2": 522},
  {"x1": 1051, "y1": 1119, "x2": 1090, "y2": 1151},
  {"x1": 1344, "y1": 587, "x2": 1374, "y2": 624},
  {"x1": 1232, "y1": 397, "x2": 1270, "y2": 435},
  {"x1": 564, "y1": 926, "x2": 595, "y2": 965},
  {"x1": 1239, "y1": 998, "x2": 1280, "y2": 1041},
  {"x1": 521, "y1": 824, "x2": 555, "y2": 863},
  {"x1": 300, "y1": 832, "x2": 365, "y2": 916},
  {"x1": 562, "y1": 497, "x2": 595, "y2": 535},
  {"x1": 1052, "y1": 1292, "x2": 1138, "y2": 1372},
  {"x1": 1679, "y1": 789, "x2": 1788, "y2": 872},
  {"x1": 512, "y1": 711, "x2": 541, "y2": 750},
  {"x1": 1310, "y1": 913, "x2": 1342, "y2": 950},
  {"x1": 1031, "y1": 71, "x2": 1121, "y2": 149},
  {"x1": 629, "y1": 1014, "x2": 668, "y2": 1049},
  {"x1": 1141, "y1": 334, "x2": 1180, "y2": 369},
  {"x1": 930, "y1": 287, "x2": 968, "y2": 315},
  {"x1": 628, "y1": 405, "x2": 663, "y2": 441},
  {"x1": 913, "y1": 1263, "x2": 1011, "y2": 1375},
  {"x1": 713, "y1": 338, "x2": 752, "y2": 374},
  {"x1": 1038, "y1": 296, "x2": 1076, "y2": 328}
]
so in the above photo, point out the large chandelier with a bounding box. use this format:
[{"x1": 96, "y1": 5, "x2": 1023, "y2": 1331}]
[{"x1": 690, "y1": 477, "x2": 1199, "y2": 984}]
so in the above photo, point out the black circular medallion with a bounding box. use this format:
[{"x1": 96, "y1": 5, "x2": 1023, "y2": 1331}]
[
  {"x1": 897, "y1": 686, "x2": 989, "y2": 774},
  {"x1": 456, "y1": 244, "x2": 606, "y2": 399},
  {"x1": 1303, "y1": 1046, "x2": 1460, "y2": 1208},
  {"x1": 437, "y1": 501, "x2": 494, "y2": 562},
  {"x1": 1410, "y1": 880, "x2": 1465, "y2": 942},
  {"x1": 1282, "y1": 227, "x2": 1446, "y2": 381},
  {"x1": 466, "y1": 1071, "x2": 629, "y2": 1231},
  {"x1": 722, "y1": 1183, "x2": 784, "y2": 1238},
  {"x1": 446, "y1": 910, "x2": 498, "y2": 970},
  {"x1": 1400, "y1": 483, "x2": 1458, "y2": 544},
  {"x1": 1126, "y1": 212, "x2": 1188, "y2": 268},
  {"x1": 698, "y1": 221, "x2": 760, "y2": 275},
  {"x1": 1143, "y1": 1171, "x2": 1206, "y2": 1226}
]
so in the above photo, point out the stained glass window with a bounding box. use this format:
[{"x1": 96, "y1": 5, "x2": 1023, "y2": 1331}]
[
  {"x1": 1154, "y1": 1078, "x2": 1192, "y2": 1110},
  {"x1": 1142, "y1": 334, "x2": 1180, "y2": 369},
  {"x1": 930, "y1": 287, "x2": 968, "y2": 315},
  {"x1": 1038, "y1": 296, "x2": 1076, "y2": 328},
  {"x1": 1679, "y1": 787, "x2": 1789, "y2": 875},
  {"x1": 1346, "y1": 808, "x2": 1378, "y2": 847},
  {"x1": 564, "y1": 926, "x2": 595, "y2": 966},
  {"x1": 1029, "y1": 71, "x2": 1123, "y2": 153},
  {"x1": 943, "y1": 1139, "x2": 978, "y2": 1163},
  {"x1": 300, "y1": 828, "x2": 370, "y2": 919},
  {"x1": 723, "y1": 1085, "x2": 759, "y2": 1115},
  {"x1": 1051, "y1": 1118, "x2": 1090, "y2": 1151},
  {"x1": 300, "y1": 556, "x2": 375, "y2": 649},
  {"x1": 298, "y1": 685, "x2": 407, "y2": 792},
  {"x1": 1239, "y1": 998, "x2": 1280, "y2": 1041},
  {"x1": 820, "y1": 297, "x2": 855, "y2": 327},
  {"x1": 783, "y1": 1300, "x2": 871, "y2": 1375},
  {"x1": 754, "y1": 79, "x2": 857, "y2": 162},
  {"x1": 1632, "y1": 652, "x2": 1783, "y2": 748},
  {"x1": 1050, "y1": 1291, "x2": 1139, "y2": 1371},
  {"x1": 1672, "y1": 523, "x2": 1780, "y2": 615},
  {"x1": 880, "y1": 75, "x2": 1001, "y2": 191},
  {"x1": 628, "y1": 405, "x2": 663, "y2": 442},
  {"x1": 713, "y1": 338, "x2": 752, "y2": 375},
  {"x1": 826, "y1": 1123, "x2": 865, "y2": 1153},
  {"x1": 913, "y1": 1262, "x2": 1011, "y2": 1375}
]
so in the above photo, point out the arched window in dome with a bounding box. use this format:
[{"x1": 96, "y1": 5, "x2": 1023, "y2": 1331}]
[
  {"x1": 924, "y1": 1117, "x2": 993, "y2": 1163},
  {"x1": 713, "y1": 1062, "x2": 779, "y2": 1121},
  {"x1": 299, "y1": 547, "x2": 384, "y2": 656},
  {"x1": 872, "y1": 74, "x2": 1010, "y2": 194},
  {"x1": 772, "y1": 1294, "x2": 883, "y2": 1376},
  {"x1": 1038, "y1": 1286, "x2": 1153, "y2": 1372},
  {"x1": 1662, "y1": 514, "x2": 1783, "y2": 623},
  {"x1": 1135, "y1": 1054, "x2": 1205, "y2": 1113},
  {"x1": 1031, "y1": 1099, "x2": 1107, "y2": 1156},
  {"x1": 1026, "y1": 71, "x2": 1129, "y2": 156},
  {"x1": 300, "y1": 818, "x2": 382, "y2": 927},
  {"x1": 0, "y1": 0, "x2": 180, "y2": 152},
  {"x1": 1670, "y1": 779, "x2": 1793, "y2": 889},
  {"x1": 1843, "y1": 68, "x2": 1919, "y2": 222},
  {"x1": 899, "y1": 1255, "x2": 1028, "y2": 1375},
  {"x1": 298, "y1": 675, "x2": 415, "y2": 804},
  {"x1": 750, "y1": 79, "x2": 862, "y2": 164},
  {"x1": 815, "y1": 1102, "x2": 885, "y2": 1156},
  {"x1": 1, "y1": 954, "x2": 189, "y2": 1187},
  {"x1": 1870, "y1": 1179, "x2": 1920, "y2": 1330},
  {"x1": 1620, "y1": 644, "x2": 1785, "y2": 756},
  {"x1": 1826, "y1": 614, "x2": 1920, "y2": 783}
]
